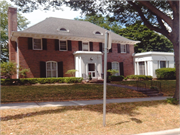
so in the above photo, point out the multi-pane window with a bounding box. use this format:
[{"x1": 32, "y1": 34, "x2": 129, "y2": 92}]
[
  {"x1": 112, "y1": 62, "x2": 119, "y2": 76},
  {"x1": 160, "y1": 61, "x2": 166, "y2": 68},
  {"x1": 82, "y1": 42, "x2": 89, "y2": 51},
  {"x1": 139, "y1": 62, "x2": 145, "y2": 75},
  {"x1": 46, "y1": 61, "x2": 57, "y2": 78},
  {"x1": 33, "y1": 38, "x2": 42, "y2": 50},
  {"x1": 59, "y1": 41, "x2": 67, "y2": 51},
  {"x1": 121, "y1": 45, "x2": 126, "y2": 53}
]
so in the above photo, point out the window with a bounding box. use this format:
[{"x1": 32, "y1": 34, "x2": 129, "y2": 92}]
[
  {"x1": 46, "y1": 61, "x2": 57, "y2": 78},
  {"x1": 112, "y1": 62, "x2": 119, "y2": 76},
  {"x1": 139, "y1": 62, "x2": 145, "y2": 75},
  {"x1": 33, "y1": 38, "x2": 42, "y2": 50},
  {"x1": 160, "y1": 61, "x2": 166, "y2": 68},
  {"x1": 88, "y1": 63, "x2": 95, "y2": 77},
  {"x1": 121, "y1": 45, "x2": 126, "y2": 53},
  {"x1": 59, "y1": 40, "x2": 67, "y2": 51},
  {"x1": 95, "y1": 31, "x2": 101, "y2": 35},
  {"x1": 82, "y1": 42, "x2": 89, "y2": 51},
  {"x1": 59, "y1": 28, "x2": 69, "y2": 32}
]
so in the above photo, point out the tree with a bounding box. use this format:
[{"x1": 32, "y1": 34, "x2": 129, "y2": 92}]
[
  {"x1": 0, "y1": 0, "x2": 30, "y2": 62},
  {"x1": 9, "y1": 0, "x2": 179, "y2": 101},
  {"x1": 76, "y1": 16, "x2": 173, "y2": 53},
  {"x1": 1, "y1": 61, "x2": 17, "y2": 79},
  {"x1": 118, "y1": 22, "x2": 173, "y2": 53}
]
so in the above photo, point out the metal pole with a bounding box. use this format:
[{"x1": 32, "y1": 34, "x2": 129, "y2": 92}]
[{"x1": 103, "y1": 31, "x2": 108, "y2": 127}]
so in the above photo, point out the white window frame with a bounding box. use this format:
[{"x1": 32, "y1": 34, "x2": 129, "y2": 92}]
[
  {"x1": 160, "y1": 61, "x2": 166, "y2": 68},
  {"x1": 46, "y1": 61, "x2": 58, "y2": 78},
  {"x1": 82, "y1": 42, "x2": 89, "y2": 51},
  {"x1": 112, "y1": 62, "x2": 120, "y2": 76},
  {"x1": 121, "y1": 44, "x2": 126, "y2": 53},
  {"x1": 59, "y1": 40, "x2": 67, "y2": 51},
  {"x1": 33, "y1": 38, "x2": 42, "y2": 50}
]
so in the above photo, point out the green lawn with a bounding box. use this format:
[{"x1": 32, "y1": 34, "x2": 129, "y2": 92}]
[
  {"x1": 111, "y1": 80, "x2": 176, "y2": 96},
  {"x1": 1, "y1": 84, "x2": 146, "y2": 103}
]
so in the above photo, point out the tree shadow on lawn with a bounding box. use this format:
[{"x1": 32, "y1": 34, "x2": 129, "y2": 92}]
[{"x1": 1, "y1": 100, "x2": 170, "y2": 122}]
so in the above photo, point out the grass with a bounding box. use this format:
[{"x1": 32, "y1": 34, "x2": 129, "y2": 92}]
[
  {"x1": 1, "y1": 84, "x2": 147, "y2": 103},
  {"x1": 111, "y1": 80, "x2": 176, "y2": 96},
  {"x1": 1, "y1": 100, "x2": 179, "y2": 135}
]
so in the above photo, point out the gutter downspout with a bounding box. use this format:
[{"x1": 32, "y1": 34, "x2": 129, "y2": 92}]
[{"x1": 16, "y1": 37, "x2": 19, "y2": 79}]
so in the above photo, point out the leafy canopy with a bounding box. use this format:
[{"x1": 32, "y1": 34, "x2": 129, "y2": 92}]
[{"x1": 0, "y1": 0, "x2": 30, "y2": 62}]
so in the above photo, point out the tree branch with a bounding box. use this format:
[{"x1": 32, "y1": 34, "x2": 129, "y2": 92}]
[
  {"x1": 128, "y1": 1, "x2": 171, "y2": 40},
  {"x1": 139, "y1": 1, "x2": 173, "y2": 28}
]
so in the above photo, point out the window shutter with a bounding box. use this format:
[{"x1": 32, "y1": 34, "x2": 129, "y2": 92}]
[
  {"x1": 99, "y1": 42, "x2": 103, "y2": 52},
  {"x1": 109, "y1": 44, "x2": 112, "y2": 53},
  {"x1": 42, "y1": 38, "x2": 47, "y2": 50},
  {"x1": 55, "y1": 39, "x2": 59, "y2": 50},
  {"x1": 28, "y1": 38, "x2": 33, "y2": 50},
  {"x1": 126, "y1": 44, "x2": 129, "y2": 53},
  {"x1": 117, "y1": 44, "x2": 120, "y2": 53},
  {"x1": 68, "y1": 40, "x2": 72, "y2": 51},
  {"x1": 90, "y1": 42, "x2": 93, "y2": 51},
  {"x1": 78, "y1": 41, "x2": 82, "y2": 51},
  {"x1": 58, "y1": 61, "x2": 63, "y2": 77},
  {"x1": 107, "y1": 62, "x2": 112, "y2": 76},
  {"x1": 119, "y1": 62, "x2": 124, "y2": 76},
  {"x1": 40, "y1": 61, "x2": 46, "y2": 78}
]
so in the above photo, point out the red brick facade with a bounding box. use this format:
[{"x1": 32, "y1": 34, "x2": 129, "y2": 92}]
[{"x1": 10, "y1": 37, "x2": 134, "y2": 78}]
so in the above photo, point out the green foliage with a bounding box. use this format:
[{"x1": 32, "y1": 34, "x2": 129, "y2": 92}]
[
  {"x1": 110, "y1": 75, "x2": 124, "y2": 81},
  {"x1": 1, "y1": 61, "x2": 17, "y2": 78},
  {"x1": 0, "y1": 0, "x2": 30, "y2": 62},
  {"x1": 118, "y1": 22, "x2": 173, "y2": 53},
  {"x1": 126, "y1": 75, "x2": 152, "y2": 80},
  {"x1": 167, "y1": 98, "x2": 179, "y2": 105},
  {"x1": 1, "y1": 77, "x2": 83, "y2": 85},
  {"x1": 19, "y1": 67, "x2": 30, "y2": 78},
  {"x1": 155, "y1": 68, "x2": 176, "y2": 80},
  {"x1": 107, "y1": 69, "x2": 119, "y2": 76},
  {"x1": 65, "y1": 69, "x2": 78, "y2": 77}
]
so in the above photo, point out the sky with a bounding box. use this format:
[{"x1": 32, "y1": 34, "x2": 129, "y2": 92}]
[{"x1": 7, "y1": 0, "x2": 82, "y2": 27}]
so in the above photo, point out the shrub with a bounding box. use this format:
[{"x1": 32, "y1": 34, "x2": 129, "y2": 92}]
[
  {"x1": 1, "y1": 77, "x2": 83, "y2": 85},
  {"x1": 1, "y1": 61, "x2": 17, "y2": 79},
  {"x1": 167, "y1": 98, "x2": 179, "y2": 105},
  {"x1": 65, "y1": 69, "x2": 78, "y2": 77},
  {"x1": 155, "y1": 68, "x2": 176, "y2": 80},
  {"x1": 107, "y1": 69, "x2": 119, "y2": 76},
  {"x1": 110, "y1": 75, "x2": 124, "y2": 81},
  {"x1": 126, "y1": 75, "x2": 152, "y2": 80}
]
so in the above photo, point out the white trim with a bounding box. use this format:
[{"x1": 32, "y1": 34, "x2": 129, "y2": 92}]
[
  {"x1": 73, "y1": 51, "x2": 103, "y2": 55},
  {"x1": 120, "y1": 44, "x2": 126, "y2": 53},
  {"x1": 11, "y1": 31, "x2": 140, "y2": 44},
  {"x1": 134, "y1": 51, "x2": 174, "y2": 57},
  {"x1": 46, "y1": 61, "x2": 58, "y2": 78},
  {"x1": 59, "y1": 40, "x2": 67, "y2": 51},
  {"x1": 33, "y1": 38, "x2": 42, "y2": 50}
]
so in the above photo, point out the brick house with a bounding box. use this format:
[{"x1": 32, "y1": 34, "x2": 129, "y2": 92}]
[{"x1": 8, "y1": 7, "x2": 140, "y2": 79}]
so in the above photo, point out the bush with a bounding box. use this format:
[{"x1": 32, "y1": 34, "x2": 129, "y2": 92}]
[
  {"x1": 155, "y1": 68, "x2": 176, "y2": 80},
  {"x1": 110, "y1": 75, "x2": 124, "y2": 81},
  {"x1": 1, "y1": 77, "x2": 83, "y2": 85},
  {"x1": 167, "y1": 98, "x2": 179, "y2": 105},
  {"x1": 125, "y1": 75, "x2": 152, "y2": 80}
]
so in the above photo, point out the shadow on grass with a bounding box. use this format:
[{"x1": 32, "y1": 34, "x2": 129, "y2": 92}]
[{"x1": 1, "y1": 100, "x2": 169, "y2": 122}]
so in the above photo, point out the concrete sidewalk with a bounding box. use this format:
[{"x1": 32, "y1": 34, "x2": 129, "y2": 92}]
[{"x1": 1, "y1": 96, "x2": 170, "y2": 110}]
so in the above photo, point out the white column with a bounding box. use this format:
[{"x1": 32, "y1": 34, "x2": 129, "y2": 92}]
[{"x1": 137, "y1": 62, "x2": 139, "y2": 75}]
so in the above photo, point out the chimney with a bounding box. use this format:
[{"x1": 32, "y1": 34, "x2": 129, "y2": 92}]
[{"x1": 8, "y1": 7, "x2": 17, "y2": 62}]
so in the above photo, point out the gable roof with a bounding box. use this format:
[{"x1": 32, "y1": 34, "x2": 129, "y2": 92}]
[{"x1": 11, "y1": 17, "x2": 140, "y2": 44}]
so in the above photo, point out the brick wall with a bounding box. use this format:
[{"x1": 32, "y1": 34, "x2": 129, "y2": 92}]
[{"x1": 14, "y1": 37, "x2": 134, "y2": 78}]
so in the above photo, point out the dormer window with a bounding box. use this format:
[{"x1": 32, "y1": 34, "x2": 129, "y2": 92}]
[
  {"x1": 60, "y1": 28, "x2": 67, "y2": 31},
  {"x1": 94, "y1": 31, "x2": 103, "y2": 35},
  {"x1": 59, "y1": 28, "x2": 69, "y2": 32}
]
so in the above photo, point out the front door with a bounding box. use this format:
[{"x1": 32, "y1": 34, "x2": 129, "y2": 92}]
[{"x1": 88, "y1": 63, "x2": 96, "y2": 79}]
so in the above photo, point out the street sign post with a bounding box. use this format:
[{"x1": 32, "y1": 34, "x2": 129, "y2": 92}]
[{"x1": 103, "y1": 31, "x2": 111, "y2": 127}]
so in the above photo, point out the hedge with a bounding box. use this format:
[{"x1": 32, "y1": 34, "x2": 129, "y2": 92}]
[
  {"x1": 109, "y1": 75, "x2": 124, "y2": 81},
  {"x1": 1, "y1": 77, "x2": 83, "y2": 85},
  {"x1": 125, "y1": 75, "x2": 152, "y2": 80},
  {"x1": 155, "y1": 68, "x2": 176, "y2": 80}
]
